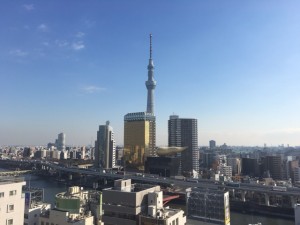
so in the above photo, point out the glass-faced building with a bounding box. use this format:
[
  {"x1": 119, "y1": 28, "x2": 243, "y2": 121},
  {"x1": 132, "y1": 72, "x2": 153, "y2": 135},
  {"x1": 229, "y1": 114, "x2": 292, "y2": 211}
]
[{"x1": 124, "y1": 112, "x2": 156, "y2": 171}]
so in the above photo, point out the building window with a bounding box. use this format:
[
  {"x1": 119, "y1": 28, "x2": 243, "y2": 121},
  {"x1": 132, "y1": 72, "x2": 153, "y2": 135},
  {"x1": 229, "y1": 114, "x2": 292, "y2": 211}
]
[
  {"x1": 24, "y1": 214, "x2": 29, "y2": 219},
  {"x1": 9, "y1": 190, "x2": 17, "y2": 196},
  {"x1": 7, "y1": 204, "x2": 14, "y2": 212},
  {"x1": 6, "y1": 219, "x2": 13, "y2": 225},
  {"x1": 0, "y1": 192, "x2": 4, "y2": 197},
  {"x1": 41, "y1": 221, "x2": 44, "y2": 225},
  {"x1": 24, "y1": 223, "x2": 28, "y2": 225}
]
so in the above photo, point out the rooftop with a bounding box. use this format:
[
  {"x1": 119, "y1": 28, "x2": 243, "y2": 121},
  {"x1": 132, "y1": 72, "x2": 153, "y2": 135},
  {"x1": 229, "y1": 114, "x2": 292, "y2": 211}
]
[{"x1": 0, "y1": 176, "x2": 25, "y2": 184}]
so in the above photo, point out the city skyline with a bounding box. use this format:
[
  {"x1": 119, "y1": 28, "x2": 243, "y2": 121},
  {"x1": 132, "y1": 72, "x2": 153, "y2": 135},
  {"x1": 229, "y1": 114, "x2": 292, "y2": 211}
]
[{"x1": 1, "y1": 1, "x2": 300, "y2": 146}]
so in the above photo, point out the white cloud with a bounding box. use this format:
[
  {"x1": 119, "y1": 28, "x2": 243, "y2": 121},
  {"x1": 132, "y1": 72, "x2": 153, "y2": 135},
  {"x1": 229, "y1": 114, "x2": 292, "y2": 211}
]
[
  {"x1": 75, "y1": 32, "x2": 85, "y2": 38},
  {"x1": 55, "y1": 40, "x2": 69, "y2": 47},
  {"x1": 81, "y1": 86, "x2": 106, "y2": 94},
  {"x1": 23, "y1": 4, "x2": 34, "y2": 11},
  {"x1": 72, "y1": 41, "x2": 85, "y2": 50},
  {"x1": 9, "y1": 49, "x2": 28, "y2": 57},
  {"x1": 37, "y1": 24, "x2": 48, "y2": 32}
]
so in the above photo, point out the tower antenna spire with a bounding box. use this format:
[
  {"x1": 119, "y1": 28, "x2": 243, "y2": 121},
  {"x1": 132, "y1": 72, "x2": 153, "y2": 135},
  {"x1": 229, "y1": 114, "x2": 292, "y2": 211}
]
[{"x1": 150, "y1": 33, "x2": 152, "y2": 59}]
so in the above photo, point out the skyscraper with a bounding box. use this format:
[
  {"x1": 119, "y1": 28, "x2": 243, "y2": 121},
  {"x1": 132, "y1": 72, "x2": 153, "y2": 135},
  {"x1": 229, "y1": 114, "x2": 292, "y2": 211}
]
[
  {"x1": 94, "y1": 121, "x2": 116, "y2": 169},
  {"x1": 168, "y1": 115, "x2": 199, "y2": 174},
  {"x1": 209, "y1": 140, "x2": 216, "y2": 149},
  {"x1": 57, "y1": 132, "x2": 66, "y2": 151},
  {"x1": 123, "y1": 34, "x2": 157, "y2": 170}
]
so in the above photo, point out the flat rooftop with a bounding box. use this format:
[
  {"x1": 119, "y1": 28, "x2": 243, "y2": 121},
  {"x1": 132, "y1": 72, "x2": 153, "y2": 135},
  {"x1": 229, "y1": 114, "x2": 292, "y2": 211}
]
[{"x1": 0, "y1": 176, "x2": 25, "y2": 184}]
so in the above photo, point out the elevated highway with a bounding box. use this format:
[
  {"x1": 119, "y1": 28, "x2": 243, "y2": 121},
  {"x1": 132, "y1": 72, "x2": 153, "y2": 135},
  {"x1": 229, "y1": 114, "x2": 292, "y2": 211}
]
[{"x1": 1, "y1": 159, "x2": 300, "y2": 209}]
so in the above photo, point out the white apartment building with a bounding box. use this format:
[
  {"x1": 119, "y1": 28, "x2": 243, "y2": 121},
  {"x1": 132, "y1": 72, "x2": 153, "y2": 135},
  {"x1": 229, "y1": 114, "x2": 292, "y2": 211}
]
[{"x1": 0, "y1": 177, "x2": 26, "y2": 225}]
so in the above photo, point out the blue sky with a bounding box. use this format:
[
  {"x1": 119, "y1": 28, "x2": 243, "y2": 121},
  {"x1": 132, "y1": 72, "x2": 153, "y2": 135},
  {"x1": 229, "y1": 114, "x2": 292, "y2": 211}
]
[{"x1": 1, "y1": 1, "x2": 300, "y2": 146}]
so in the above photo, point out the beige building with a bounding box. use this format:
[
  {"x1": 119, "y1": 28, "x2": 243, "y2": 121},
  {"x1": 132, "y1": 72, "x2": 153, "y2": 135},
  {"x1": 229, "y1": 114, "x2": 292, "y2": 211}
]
[
  {"x1": 124, "y1": 112, "x2": 156, "y2": 171},
  {"x1": 0, "y1": 177, "x2": 26, "y2": 225},
  {"x1": 40, "y1": 209, "x2": 94, "y2": 225},
  {"x1": 102, "y1": 179, "x2": 160, "y2": 225},
  {"x1": 139, "y1": 191, "x2": 186, "y2": 225},
  {"x1": 219, "y1": 165, "x2": 233, "y2": 178},
  {"x1": 102, "y1": 179, "x2": 186, "y2": 225}
]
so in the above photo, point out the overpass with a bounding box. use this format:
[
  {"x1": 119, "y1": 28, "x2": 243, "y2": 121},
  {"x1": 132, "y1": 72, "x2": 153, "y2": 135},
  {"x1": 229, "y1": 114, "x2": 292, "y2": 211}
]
[{"x1": 1, "y1": 159, "x2": 300, "y2": 210}]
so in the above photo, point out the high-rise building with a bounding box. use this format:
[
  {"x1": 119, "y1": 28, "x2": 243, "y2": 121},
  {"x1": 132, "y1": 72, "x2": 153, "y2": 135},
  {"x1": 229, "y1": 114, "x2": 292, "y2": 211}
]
[
  {"x1": 124, "y1": 112, "x2": 155, "y2": 171},
  {"x1": 295, "y1": 204, "x2": 300, "y2": 225},
  {"x1": 227, "y1": 157, "x2": 241, "y2": 176},
  {"x1": 94, "y1": 121, "x2": 116, "y2": 169},
  {"x1": 168, "y1": 115, "x2": 199, "y2": 174},
  {"x1": 57, "y1": 132, "x2": 66, "y2": 151},
  {"x1": 0, "y1": 177, "x2": 26, "y2": 225},
  {"x1": 209, "y1": 140, "x2": 216, "y2": 149},
  {"x1": 123, "y1": 35, "x2": 157, "y2": 170},
  {"x1": 262, "y1": 155, "x2": 283, "y2": 180},
  {"x1": 241, "y1": 158, "x2": 260, "y2": 177}
]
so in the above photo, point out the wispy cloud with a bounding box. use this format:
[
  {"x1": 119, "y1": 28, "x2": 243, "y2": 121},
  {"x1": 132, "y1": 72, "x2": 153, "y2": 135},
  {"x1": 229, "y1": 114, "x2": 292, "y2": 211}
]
[
  {"x1": 263, "y1": 128, "x2": 300, "y2": 135},
  {"x1": 75, "y1": 32, "x2": 85, "y2": 38},
  {"x1": 81, "y1": 85, "x2": 106, "y2": 94},
  {"x1": 72, "y1": 41, "x2": 85, "y2": 51},
  {"x1": 42, "y1": 42, "x2": 49, "y2": 47},
  {"x1": 9, "y1": 49, "x2": 28, "y2": 57},
  {"x1": 55, "y1": 40, "x2": 69, "y2": 47},
  {"x1": 37, "y1": 24, "x2": 48, "y2": 32},
  {"x1": 23, "y1": 4, "x2": 34, "y2": 11},
  {"x1": 82, "y1": 19, "x2": 95, "y2": 28}
]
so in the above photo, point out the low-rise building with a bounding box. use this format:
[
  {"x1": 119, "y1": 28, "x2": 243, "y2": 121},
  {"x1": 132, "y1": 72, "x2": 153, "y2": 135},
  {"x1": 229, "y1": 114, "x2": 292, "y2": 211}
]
[
  {"x1": 139, "y1": 191, "x2": 186, "y2": 225},
  {"x1": 102, "y1": 179, "x2": 186, "y2": 225},
  {"x1": 40, "y1": 186, "x2": 103, "y2": 225},
  {"x1": 0, "y1": 177, "x2": 26, "y2": 225},
  {"x1": 186, "y1": 187, "x2": 230, "y2": 225},
  {"x1": 24, "y1": 187, "x2": 51, "y2": 225}
]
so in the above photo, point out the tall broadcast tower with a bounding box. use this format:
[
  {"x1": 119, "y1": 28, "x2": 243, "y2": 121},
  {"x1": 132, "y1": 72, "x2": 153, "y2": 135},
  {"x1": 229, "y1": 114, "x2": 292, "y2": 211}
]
[
  {"x1": 123, "y1": 34, "x2": 157, "y2": 171},
  {"x1": 146, "y1": 34, "x2": 156, "y2": 114}
]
